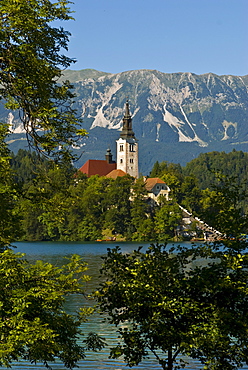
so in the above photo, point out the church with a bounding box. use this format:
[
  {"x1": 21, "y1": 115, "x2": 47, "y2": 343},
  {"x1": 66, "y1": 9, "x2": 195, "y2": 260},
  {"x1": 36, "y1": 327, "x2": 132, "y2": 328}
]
[
  {"x1": 79, "y1": 100, "x2": 170, "y2": 199},
  {"x1": 79, "y1": 99, "x2": 139, "y2": 178},
  {"x1": 78, "y1": 100, "x2": 170, "y2": 200}
]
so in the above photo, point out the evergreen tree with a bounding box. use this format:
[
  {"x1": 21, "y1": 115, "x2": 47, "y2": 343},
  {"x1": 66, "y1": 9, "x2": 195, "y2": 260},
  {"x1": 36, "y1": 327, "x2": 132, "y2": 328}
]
[
  {"x1": 183, "y1": 150, "x2": 248, "y2": 191},
  {"x1": 150, "y1": 160, "x2": 160, "y2": 177},
  {"x1": 11, "y1": 149, "x2": 48, "y2": 185}
]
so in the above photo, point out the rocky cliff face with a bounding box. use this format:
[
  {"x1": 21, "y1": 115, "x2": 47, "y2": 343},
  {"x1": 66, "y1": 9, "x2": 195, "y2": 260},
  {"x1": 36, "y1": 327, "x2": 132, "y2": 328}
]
[{"x1": 3, "y1": 69, "x2": 248, "y2": 173}]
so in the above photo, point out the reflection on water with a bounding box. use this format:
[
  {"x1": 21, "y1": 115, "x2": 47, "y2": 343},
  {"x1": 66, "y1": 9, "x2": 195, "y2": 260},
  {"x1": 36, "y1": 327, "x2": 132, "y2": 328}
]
[{"x1": 5, "y1": 241, "x2": 246, "y2": 370}]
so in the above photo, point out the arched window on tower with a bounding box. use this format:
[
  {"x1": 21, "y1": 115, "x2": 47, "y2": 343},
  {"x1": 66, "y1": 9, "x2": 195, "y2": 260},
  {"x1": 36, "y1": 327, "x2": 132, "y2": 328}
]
[
  {"x1": 129, "y1": 144, "x2": 135, "y2": 152},
  {"x1": 120, "y1": 145, "x2": 124, "y2": 152}
]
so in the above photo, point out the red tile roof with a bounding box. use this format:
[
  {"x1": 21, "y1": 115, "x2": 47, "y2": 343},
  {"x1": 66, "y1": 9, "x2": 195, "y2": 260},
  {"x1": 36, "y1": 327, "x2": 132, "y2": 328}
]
[
  {"x1": 145, "y1": 177, "x2": 166, "y2": 191},
  {"x1": 78, "y1": 160, "x2": 116, "y2": 177},
  {"x1": 106, "y1": 169, "x2": 127, "y2": 179}
]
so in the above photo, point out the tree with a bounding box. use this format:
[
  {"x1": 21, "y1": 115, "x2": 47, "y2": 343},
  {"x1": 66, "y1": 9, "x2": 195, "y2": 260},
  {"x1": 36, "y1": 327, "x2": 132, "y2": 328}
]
[
  {"x1": 0, "y1": 2, "x2": 105, "y2": 367},
  {"x1": 10, "y1": 149, "x2": 51, "y2": 187},
  {"x1": 154, "y1": 200, "x2": 182, "y2": 240},
  {"x1": 150, "y1": 161, "x2": 183, "y2": 181},
  {"x1": 183, "y1": 150, "x2": 248, "y2": 192},
  {"x1": 0, "y1": 0, "x2": 87, "y2": 162},
  {"x1": 97, "y1": 243, "x2": 248, "y2": 370},
  {"x1": 0, "y1": 250, "x2": 104, "y2": 368},
  {"x1": 199, "y1": 174, "x2": 248, "y2": 239},
  {"x1": 17, "y1": 161, "x2": 76, "y2": 241},
  {"x1": 133, "y1": 218, "x2": 156, "y2": 241},
  {"x1": 150, "y1": 160, "x2": 160, "y2": 177},
  {"x1": 0, "y1": 124, "x2": 21, "y2": 250},
  {"x1": 130, "y1": 177, "x2": 150, "y2": 238},
  {"x1": 179, "y1": 175, "x2": 202, "y2": 214},
  {"x1": 77, "y1": 218, "x2": 100, "y2": 241},
  {"x1": 104, "y1": 176, "x2": 133, "y2": 236},
  {"x1": 161, "y1": 172, "x2": 181, "y2": 201}
]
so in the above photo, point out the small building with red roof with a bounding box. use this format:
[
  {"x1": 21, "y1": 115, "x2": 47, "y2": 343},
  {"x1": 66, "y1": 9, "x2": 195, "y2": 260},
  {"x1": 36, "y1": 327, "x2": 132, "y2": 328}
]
[
  {"x1": 78, "y1": 148, "x2": 116, "y2": 177},
  {"x1": 79, "y1": 159, "x2": 116, "y2": 177},
  {"x1": 145, "y1": 177, "x2": 170, "y2": 201}
]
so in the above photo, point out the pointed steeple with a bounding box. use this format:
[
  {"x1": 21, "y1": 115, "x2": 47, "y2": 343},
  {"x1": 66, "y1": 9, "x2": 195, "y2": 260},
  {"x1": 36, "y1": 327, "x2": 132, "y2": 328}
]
[
  {"x1": 116, "y1": 98, "x2": 139, "y2": 178},
  {"x1": 120, "y1": 99, "x2": 135, "y2": 139}
]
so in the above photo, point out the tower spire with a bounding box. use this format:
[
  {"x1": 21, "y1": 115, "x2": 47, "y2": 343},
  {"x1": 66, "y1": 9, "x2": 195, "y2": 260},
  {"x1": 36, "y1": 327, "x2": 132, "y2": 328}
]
[
  {"x1": 124, "y1": 97, "x2": 131, "y2": 118},
  {"x1": 116, "y1": 99, "x2": 139, "y2": 178},
  {"x1": 120, "y1": 99, "x2": 135, "y2": 139}
]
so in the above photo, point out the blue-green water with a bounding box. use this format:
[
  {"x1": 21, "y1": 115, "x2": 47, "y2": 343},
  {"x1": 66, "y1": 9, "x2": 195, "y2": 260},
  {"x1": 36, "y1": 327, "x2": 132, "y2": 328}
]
[{"x1": 5, "y1": 241, "x2": 247, "y2": 370}]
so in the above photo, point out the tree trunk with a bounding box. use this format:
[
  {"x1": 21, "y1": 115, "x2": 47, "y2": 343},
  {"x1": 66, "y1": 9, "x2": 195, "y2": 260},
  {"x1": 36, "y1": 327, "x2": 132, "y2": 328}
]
[{"x1": 167, "y1": 348, "x2": 173, "y2": 370}]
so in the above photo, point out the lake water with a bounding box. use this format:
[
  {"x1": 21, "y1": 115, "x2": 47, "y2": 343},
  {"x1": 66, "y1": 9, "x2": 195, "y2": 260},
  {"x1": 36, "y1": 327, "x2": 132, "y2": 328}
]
[{"x1": 5, "y1": 241, "x2": 247, "y2": 370}]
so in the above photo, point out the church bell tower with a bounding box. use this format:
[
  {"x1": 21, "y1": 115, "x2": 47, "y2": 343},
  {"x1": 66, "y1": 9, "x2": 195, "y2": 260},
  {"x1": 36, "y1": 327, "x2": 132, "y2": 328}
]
[{"x1": 116, "y1": 100, "x2": 139, "y2": 178}]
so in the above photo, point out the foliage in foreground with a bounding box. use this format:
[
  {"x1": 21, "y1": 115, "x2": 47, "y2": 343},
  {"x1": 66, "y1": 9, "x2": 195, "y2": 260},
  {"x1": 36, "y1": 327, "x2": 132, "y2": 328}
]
[
  {"x1": 0, "y1": 1, "x2": 106, "y2": 368},
  {"x1": 0, "y1": 0, "x2": 87, "y2": 162},
  {"x1": 0, "y1": 125, "x2": 22, "y2": 251},
  {"x1": 0, "y1": 250, "x2": 104, "y2": 369},
  {"x1": 97, "y1": 242, "x2": 248, "y2": 370}
]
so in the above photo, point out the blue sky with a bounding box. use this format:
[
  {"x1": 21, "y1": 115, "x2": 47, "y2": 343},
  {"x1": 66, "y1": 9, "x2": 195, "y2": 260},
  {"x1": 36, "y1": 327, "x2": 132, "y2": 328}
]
[{"x1": 63, "y1": 0, "x2": 247, "y2": 76}]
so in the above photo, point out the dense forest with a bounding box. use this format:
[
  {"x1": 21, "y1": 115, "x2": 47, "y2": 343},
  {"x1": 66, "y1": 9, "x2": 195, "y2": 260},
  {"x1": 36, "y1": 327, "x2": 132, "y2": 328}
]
[
  {"x1": 184, "y1": 150, "x2": 248, "y2": 189},
  {"x1": 150, "y1": 150, "x2": 248, "y2": 190},
  {"x1": 10, "y1": 148, "x2": 248, "y2": 242}
]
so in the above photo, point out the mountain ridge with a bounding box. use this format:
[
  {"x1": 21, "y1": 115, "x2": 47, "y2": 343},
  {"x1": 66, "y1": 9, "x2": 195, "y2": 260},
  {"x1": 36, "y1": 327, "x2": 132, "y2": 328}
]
[
  {"x1": 61, "y1": 68, "x2": 248, "y2": 79},
  {"x1": 3, "y1": 68, "x2": 248, "y2": 174}
]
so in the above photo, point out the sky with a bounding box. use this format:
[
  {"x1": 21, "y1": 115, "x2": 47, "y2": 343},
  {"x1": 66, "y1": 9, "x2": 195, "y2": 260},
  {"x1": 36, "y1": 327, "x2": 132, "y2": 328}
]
[{"x1": 61, "y1": 0, "x2": 248, "y2": 76}]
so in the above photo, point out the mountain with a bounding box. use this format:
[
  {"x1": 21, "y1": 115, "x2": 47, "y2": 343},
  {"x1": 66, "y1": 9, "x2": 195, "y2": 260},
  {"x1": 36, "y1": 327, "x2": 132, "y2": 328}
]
[{"x1": 3, "y1": 69, "x2": 248, "y2": 174}]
